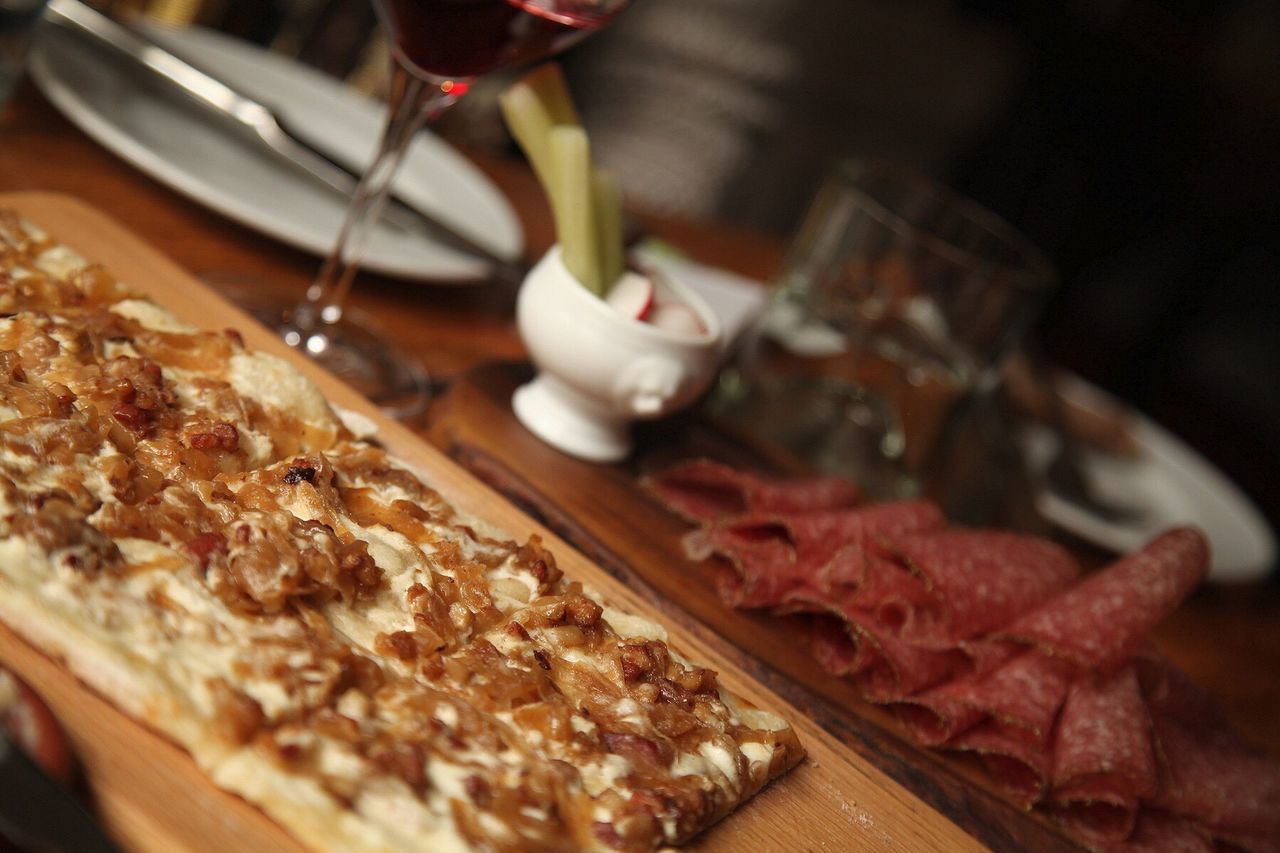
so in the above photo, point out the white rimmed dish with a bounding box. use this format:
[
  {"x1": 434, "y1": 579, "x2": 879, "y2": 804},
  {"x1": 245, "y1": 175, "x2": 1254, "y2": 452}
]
[
  {"x1": 28, "y1": 21, "x2": 522, "y2": 283},
  {"x1": 1020, "y1": 375, "x2": 1276, "y2": 583}
]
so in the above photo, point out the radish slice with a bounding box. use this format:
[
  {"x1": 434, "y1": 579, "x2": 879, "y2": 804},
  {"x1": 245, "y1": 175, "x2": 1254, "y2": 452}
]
[
  {"x1": 649, "y1": 302, "x2": 705, "y2": 335},
  {"x1": 605, "y1": 273, "x2": 655, "y2": 321}
]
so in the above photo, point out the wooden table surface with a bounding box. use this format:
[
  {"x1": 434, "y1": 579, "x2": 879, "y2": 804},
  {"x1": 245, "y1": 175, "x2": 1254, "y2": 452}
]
[{"x1": 2, "y1": 77, "x2": 1277, "y2": 828}]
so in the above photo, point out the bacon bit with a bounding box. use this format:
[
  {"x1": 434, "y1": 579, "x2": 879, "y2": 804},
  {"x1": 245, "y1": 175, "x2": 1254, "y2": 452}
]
[
  {"x1": 505, "y1": 621, "x2": 531, "y2": 641},
  {"x1": 111, "y1": 401, "x2": 148, "y2": 435},
  {"x1": 529, "y1": 559, "x2": 548, "y2": 583},
  {"x1": 591, "y1": 822, "x2": 624, "y2": 848},
  {"x1": 619, "y1": 643, "x2": 654, "y2": 682},
  {"x1": 235, "y1": 524, "x2": 251, "y2": 544},
  {"x1": 336, "y1": 651, "x2": 385, "y2": 696},
  {"x1": 190, "y1": 422, "x2": 239, "y2": 451},
  {"x1": 463, "y1": 775, "x2": 491, "y2": 806},
  {"x1": 183, "y1": 532, "x2": 227, "y2": 570},
  {"x1": 283, "y1": 465, "x2": 317, "y2": 485},
  {"x1": 532, "y1": 649, "x2": 552, "y2": 671},
  {"x1": 276, "y1": 741, "x2": 305, "y2": 762},
  {"x1": 371, "y1": 742, "x2": 427, "y2": 792},
  {"x1": 224, "y1": 327, "x2": 244, "y2": 347},
  {"x1": 337, "y1": 540, "x2": 383, "y2": 599},
  {"x1": 656, "y1": 679, "x2": 695, "y2": 709},
  {"x1": 565, "y1": 595, "x2": 603, "y2": 628},
  {"x1": 420, "y1": 656, "x2": 445, "y2": 681},
  {"x1": 376, "y1": 630, "x2": 419, "y2": 662},
  {"x1": 627, "y1": 788, "x2": 673, "y2": 822},
  {"x1": 603, "y1": 732, "x2": 672, "y2": 768},
  {"x1": 209, "y1": 678, "x2": 265, "y2": 745}
]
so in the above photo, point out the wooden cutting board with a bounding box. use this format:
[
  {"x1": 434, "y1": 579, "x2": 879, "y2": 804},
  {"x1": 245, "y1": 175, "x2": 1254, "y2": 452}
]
[
  {"x1": 427, "y1": 362, "x2": 1083, "y2": 853},
  {"x1": 0, "y1": 191, "x2": 997, "y2": 851}
]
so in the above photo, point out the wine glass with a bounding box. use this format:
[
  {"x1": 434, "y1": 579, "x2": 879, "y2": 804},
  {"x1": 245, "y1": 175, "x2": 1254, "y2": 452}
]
[{"x1": 277, "y1": 0, "x2": 630, "y2": 420}]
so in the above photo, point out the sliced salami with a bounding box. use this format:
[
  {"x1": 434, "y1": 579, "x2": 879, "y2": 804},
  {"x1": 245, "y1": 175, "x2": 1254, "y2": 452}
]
[
  {"x1": 1049, "y1": 665, "x2": 1157, "y2": 844},
  {"x1": 809, "y1": 615, "x2": 874, "y2": 677},
  {"x1": 891, "y1": 692, "x2": 986, "y2": 746},
  {"x1": 998, "y1": 528, "x2": 1209, "y2": 669},
  {"x1": 946, "y1": 719, "x2": 1053, "y2": 807},
  {"x1": 1095, "y1": 809, "x2": 1214, "y2": 853},
  {"x1": 1149, "y1": 710, "x2": 1280, "y2": 841},
  {"x1": 848, "y1": 619, "x2": 970, "y2": 700},
  {"x1": 935, "y1": 649, "x2": 1075, "y2": 742},
  {"x1": 888, "y1": 529, "x2": 1081, "y2": 643},
  {"x1": 642, "y1": 458, "x2": 860, "y2": 522},
  {"x1": 705, "y1": 502, "x2": 944, "y2": 609}
]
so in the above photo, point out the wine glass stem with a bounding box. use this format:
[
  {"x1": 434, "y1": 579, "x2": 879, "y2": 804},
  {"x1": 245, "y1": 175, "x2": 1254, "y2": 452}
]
[{"x1": 297, "y1": 61, "x2": 459, "y2": 334}]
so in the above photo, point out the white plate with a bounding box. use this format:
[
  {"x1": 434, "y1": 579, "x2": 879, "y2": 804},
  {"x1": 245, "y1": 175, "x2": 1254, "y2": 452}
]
[
  {"x1": 28, "y1": 21, "x2": 523, "y2": 283},
  {"x1": 1021, "y1": 376, "x2": 1276, "y2": 583}
]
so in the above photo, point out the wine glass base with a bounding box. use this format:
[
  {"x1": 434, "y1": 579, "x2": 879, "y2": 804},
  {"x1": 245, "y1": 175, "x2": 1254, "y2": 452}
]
[
  {"x1": 276, "y1": 308, "x2": 433, "y2": 424},
  {"x1": 201, "y1": 273, "x2": 431, "y2": 422}
]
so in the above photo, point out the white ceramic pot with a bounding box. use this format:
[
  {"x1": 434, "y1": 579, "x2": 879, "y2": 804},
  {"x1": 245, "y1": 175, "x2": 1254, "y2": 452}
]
[{"x1": 513, "y1": 246, "x2": 722, "y2": 462}]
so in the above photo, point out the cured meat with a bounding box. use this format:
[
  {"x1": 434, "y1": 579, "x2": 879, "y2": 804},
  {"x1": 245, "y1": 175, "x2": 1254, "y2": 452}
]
[
  {"x1": 998, "y1": 528, "x2": 1209, "y2": 669},
  {"x1": 1050, "y1": 665, "x2": 1157, "y2": 844},
  {"x1": 707, "y1": 501, "x2": 944, "y2": 610},
  {"x1": 651, "y1": 461, "x2": 1277, "y2": 852},
  {"x1": 641, "y1": 458, "x2": 859, "y2": 522},
  {"x1": 1097, "y1": 809, "x2": 1214, "y2": 853},
  {"x1": 938, "y1": 650, "x2": 1074, "y2": 741},
  {"x1": 848, "y1": 620, "x2": 970, "y2": 701},
  {"x1": 888, "y1": 529, "x2": 1080, "y2": 643},
  {"x1": 809, "y1": 615, "x2": 874, "y2": 678},
  {"x1": 1149, "y1": 710, "x2": 1280, "y2": 842},
  {"x1": 947, "y1": 719, "x2": 1053, "y2": 807},
  {"x1": 891, "y1": 692, "x2": 985, "y2": 747}
]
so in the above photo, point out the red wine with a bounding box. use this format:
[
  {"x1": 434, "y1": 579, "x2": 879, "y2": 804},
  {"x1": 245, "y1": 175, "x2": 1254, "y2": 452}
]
[{"x1": 381, "y1": 0, "x2": 624, "y2": 81}]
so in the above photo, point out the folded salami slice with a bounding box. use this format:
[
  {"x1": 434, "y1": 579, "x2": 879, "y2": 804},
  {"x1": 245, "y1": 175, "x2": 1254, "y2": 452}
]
[
  {"x1": 809, "y1": 615, "x2": 875, "y2": 677},
  {"x1": 775, "y1": 551, "x2": 937, "y2": 628},
  {"x1": 1149, "y1": 710, "x2": 1280, "y2": 842},
  {"x1": 706, "y1": 501, "x2": 945, "y2": 609},
  {"x1": 1095, "y1": 809, "x2": 1214, "y2": 853},
  {"x1": 888, "y1": 530, "x2": 1081, "y2": 643},
  {"x1": 642, "y1": 458, "x2": 860, "y2": 522},
  {"x1": 892, "y1": 693, "x2": 986, "y2": 746},
  {"x1": 848, "y1": 619, "x2": 970, "y2": 701},
  {"x1": 998, "y1": 528, "x2": 1209, "y2": 669},
  {"x1": 888, "y1": 642, "x2": 1021, "y2": 744},
  {"x1": 946, "y1": 720, "x2": 1053, "y2": 807},
  {"x1": 940, "y1": 649, "x2": 1075, "y2": 741},
  {"x1": 1049, "y1": 665, "x2": 1157, "y2": 845}
]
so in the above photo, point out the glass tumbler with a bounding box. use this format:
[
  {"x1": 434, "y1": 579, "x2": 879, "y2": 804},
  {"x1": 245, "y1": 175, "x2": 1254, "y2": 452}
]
[{"x1": 711, "y1": 159, "x2": 1054, "y2": 502}]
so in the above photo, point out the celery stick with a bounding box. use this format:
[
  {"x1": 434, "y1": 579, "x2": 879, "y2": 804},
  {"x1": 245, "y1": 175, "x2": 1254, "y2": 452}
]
[
  {"x1": 592, "y1": 168, "x2": 625, "y2": 292},
  {"x1": 497, "y1": 64, "x2": 579, "y2": 198},
  {"x1": 523, "y1": 63, "x2": 580, "y2": 125},
  {"x1": 551, "y1": 125, "x2": 601, "y2": 293}
]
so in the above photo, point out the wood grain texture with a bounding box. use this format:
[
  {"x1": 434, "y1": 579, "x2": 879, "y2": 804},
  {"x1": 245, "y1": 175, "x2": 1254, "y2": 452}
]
[{"x1": 0, "y1": 192, "x2": 986, "y2": 851}]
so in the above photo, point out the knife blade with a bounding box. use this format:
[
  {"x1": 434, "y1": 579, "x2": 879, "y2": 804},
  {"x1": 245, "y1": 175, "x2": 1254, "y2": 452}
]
[
  {"x1": 0, "y1": 732, "x2": 119, "y2": 853},
  {"x1": 43, "y1": 0, "x2": 526, "y2": 284}
]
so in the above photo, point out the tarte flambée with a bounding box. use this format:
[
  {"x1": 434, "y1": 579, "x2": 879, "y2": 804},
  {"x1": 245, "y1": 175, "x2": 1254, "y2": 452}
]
[{"x1": 0, "y1": 210, "x2": 803, "y2": 852}]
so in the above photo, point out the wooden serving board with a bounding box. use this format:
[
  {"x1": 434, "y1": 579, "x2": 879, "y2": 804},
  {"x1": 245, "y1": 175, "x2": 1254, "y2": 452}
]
[
  {"x1": 427, "y1": 361, "x2": 1082, "y2": 853},
  {"x1": 0, "y1": 192, "x2": 991, "y2": 851}
]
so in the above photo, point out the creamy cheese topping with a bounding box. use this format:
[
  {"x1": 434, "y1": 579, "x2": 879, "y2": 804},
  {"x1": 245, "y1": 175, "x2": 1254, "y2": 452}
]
[{"x1": 0, "y1": 213, "x2": 803, "y2": 853}]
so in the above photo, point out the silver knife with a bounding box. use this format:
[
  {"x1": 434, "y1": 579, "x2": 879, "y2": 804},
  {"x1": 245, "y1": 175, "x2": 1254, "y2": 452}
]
[
  {"x1": 43, "y1": 0, "x2": 526, "y2": 283},
  {"x1": 0, "y1": 731, "x2": 119, "y2": 852}
]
